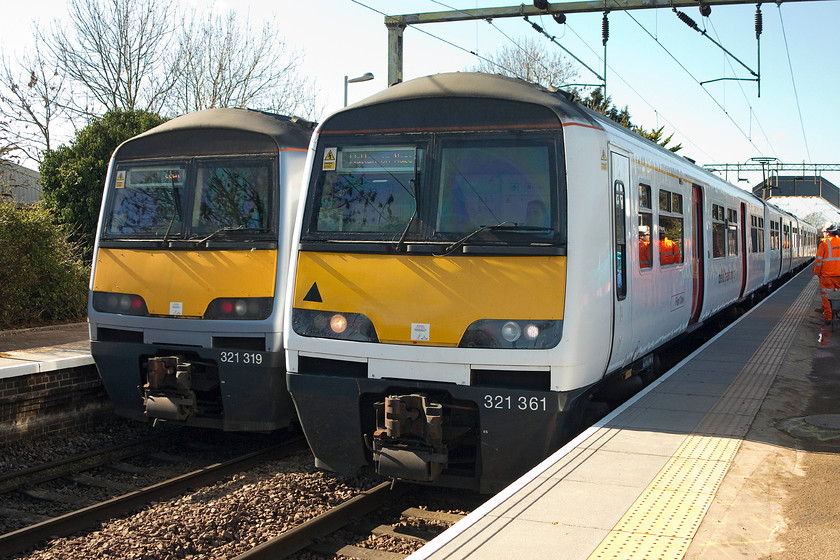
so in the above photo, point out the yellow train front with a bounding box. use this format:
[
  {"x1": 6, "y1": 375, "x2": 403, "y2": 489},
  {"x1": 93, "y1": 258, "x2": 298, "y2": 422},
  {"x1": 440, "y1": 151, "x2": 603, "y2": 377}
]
[
  {"x1": 285, "y1": 74, "x2": 598, "y2": 493},
  {"x1": 89, "y1": 108, "x2": 312, "y2": 431}
]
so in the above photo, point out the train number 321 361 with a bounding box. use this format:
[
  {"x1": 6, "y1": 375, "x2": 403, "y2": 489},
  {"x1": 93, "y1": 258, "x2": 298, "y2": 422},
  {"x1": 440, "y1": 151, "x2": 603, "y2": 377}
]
[
  {"x1": 220, "y1": 351, "x2": 263, "y2": 365},
  {"x1": 484, "y1": 395, "x2": 548, "y2": 411}
]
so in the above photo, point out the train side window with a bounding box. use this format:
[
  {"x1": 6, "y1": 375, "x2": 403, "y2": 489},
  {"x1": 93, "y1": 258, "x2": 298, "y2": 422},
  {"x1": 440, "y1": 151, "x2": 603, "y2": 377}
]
[
  {"x1": 712, "y1": 204, "x2": 726, "y2": 258},
  {"x1": 658, "y1": 189, "x2": 683, "y2": 266},
  {"x1": 727, "y1": 208, "x2": 738, "y2": 256},
  {"x1": 751, "y1": 215, "x2": 765, "y2": 253},
  {"x1": 640, "y1": 184, "x2": 651, "y2": 210},
  {"x1": 770, "y1": 220, "x2": 780, "y2": 250},
  {"x1": 783, "y1": 224, "x2": 790, "y2": 249},
  {"x1": 614, "y1": 180, "x2": 627, "y2": 300},
  {"x1": 638, "y1": 184, "x2": 652, "y2": 270}
]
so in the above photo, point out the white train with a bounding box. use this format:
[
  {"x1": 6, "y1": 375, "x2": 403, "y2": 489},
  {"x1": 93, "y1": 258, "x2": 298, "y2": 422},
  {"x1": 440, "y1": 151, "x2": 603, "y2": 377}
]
[{"x1": 284, "y1": 73, "x2": 817, "y2": 492}]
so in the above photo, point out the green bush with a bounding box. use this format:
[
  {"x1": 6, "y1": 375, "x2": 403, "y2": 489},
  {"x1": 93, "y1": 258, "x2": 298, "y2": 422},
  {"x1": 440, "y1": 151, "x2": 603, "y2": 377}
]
[{"x1": 0, "y1": 201, "x2": 89, "y2": 329}]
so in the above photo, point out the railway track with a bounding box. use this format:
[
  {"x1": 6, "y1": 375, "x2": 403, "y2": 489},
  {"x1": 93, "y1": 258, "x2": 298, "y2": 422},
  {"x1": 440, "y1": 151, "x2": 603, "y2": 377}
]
[
  {"x1": 234, "y1": 482, "x2": 482, "y2": 560},
  {"x1": 0, "y1": 430, "x2": 305, "y2": 557}
]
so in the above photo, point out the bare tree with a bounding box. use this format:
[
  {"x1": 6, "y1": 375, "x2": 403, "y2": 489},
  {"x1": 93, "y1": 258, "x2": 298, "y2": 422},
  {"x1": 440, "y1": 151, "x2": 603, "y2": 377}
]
[
  {"x1": 266, "y1": 70, "x2": 323, "y2": 121},
  {"x1": 0, "y1": 117, "x2": 22, "y2": 164},
  {"x1": 469, "y1": 36, "x2": 578, "y2": 89},
  {"x1": 0, "y1": 38, "x2": 69, "y2": 164},
  {"x1": 45, "y1": 0, "x2": 182, "y2": 117},
  {"x1": 171, "y1": 8, "x2": 320, "y2": 120}
]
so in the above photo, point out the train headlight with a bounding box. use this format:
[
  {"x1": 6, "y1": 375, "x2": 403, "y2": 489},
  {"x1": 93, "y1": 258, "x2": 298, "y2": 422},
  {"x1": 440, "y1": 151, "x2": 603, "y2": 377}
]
[
  {"x1": 92, "y1": 291, "x2": 149, "y2": 316},
  {"x1": 204, "y1": 297, "x2": 273, "y2": 320},
  {"x1": 523, "y1": 323, "x2": 540, "y2": 340},
  {"x1": 459, "y1": 319, "x2": 562, "y2": 349},
  {"x1": 330, "y1": 313, "x2": 348, "y2": 334},
  {"x1": 292, "y1": 308, "x2": 378, "y2": 342},
  {"x1": 501, "y1": 321, "x2": 521, "y2": 342}
]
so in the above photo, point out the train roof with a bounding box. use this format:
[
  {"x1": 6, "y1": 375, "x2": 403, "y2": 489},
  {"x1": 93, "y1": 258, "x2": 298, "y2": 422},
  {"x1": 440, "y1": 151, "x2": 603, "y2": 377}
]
[
  {"x1": 114, "y1": 108, "x2": 315, "y2": 160},
  {"x1": 322, "y1": 72, "x2": 599, "y2": 132}
]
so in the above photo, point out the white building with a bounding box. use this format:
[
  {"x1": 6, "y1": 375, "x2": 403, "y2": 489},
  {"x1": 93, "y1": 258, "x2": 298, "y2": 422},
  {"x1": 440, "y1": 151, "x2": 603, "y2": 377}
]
[{"x1": 0, "y1": 160, "x2": 41, "y2": 205}]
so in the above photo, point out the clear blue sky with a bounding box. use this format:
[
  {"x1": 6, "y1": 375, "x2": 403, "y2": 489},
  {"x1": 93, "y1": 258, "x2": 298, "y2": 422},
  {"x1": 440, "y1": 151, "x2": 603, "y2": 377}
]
[{"x1": 5, "y1": 0, "x2": 839, "y2": 188}]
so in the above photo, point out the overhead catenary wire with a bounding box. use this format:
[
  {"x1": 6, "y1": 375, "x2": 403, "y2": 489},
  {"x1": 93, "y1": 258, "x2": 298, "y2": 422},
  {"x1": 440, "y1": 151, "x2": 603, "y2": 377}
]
[
  {"x1": 776, "y1": 3, "x2": 812, "y2": 163},
  {"x1": 706, "y1": 15, "x2": 778, "y2": 158},
  {"x1": 429, "y1": 0, "x2": 577, "y2": 87},
  {"x1": 611, "y1": 0, "x2": 764, "y2": 155},
  {"x1": 540, "y1": 13, "x2": 715, "y2": 160},
  {"x1": 349, "y1": 0, "x2": 527, "y2": 80},
  {"x1": 350, "y1": 0, "x2": 769, "y2": 162}
]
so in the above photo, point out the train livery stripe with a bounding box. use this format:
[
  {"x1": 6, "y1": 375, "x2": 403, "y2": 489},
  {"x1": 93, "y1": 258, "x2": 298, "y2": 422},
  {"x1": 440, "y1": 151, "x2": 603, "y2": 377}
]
[
  {"x1": 586, "y1": 277, "x2": 816, "y2": 560},
  {"x1": 294, "y1": 252, "x2": 567, "y2": 346},
  {"x1": 93, "y1": 248, "x2": 277, "y2": 317}
]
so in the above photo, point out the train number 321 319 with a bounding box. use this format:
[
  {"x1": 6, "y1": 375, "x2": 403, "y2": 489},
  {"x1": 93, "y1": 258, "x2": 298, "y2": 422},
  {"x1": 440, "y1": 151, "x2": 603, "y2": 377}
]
[{"x1": 220, "y1": 351, "x2": 263, "y2": 365}]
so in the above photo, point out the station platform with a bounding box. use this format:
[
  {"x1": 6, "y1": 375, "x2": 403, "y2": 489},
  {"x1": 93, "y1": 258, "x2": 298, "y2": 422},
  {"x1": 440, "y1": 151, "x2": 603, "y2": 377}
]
[
  {"x1": 0, "y1": 322, "x2": 92, "y2": 379},
  {"x1": 411, "y1": 268, "x2": 840, "y2": 560}
]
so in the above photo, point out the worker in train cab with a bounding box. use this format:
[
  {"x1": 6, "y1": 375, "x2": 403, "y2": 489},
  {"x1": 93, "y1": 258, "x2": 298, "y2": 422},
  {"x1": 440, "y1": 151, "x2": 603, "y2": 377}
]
[
  {"x1": 814, "y1": 222, "x2": 840, "y2": 324},
  {"x1": 658, "y1": 226, "x2": 681, "y2": 265},
  {"x1": 639, "y1": 225, "x2": 652, "y2": 269}
]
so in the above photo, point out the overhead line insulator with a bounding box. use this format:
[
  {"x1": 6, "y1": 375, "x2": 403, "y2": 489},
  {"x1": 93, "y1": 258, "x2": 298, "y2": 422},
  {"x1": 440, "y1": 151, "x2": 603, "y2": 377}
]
[
  {"x1": 755, "y1": 5, "x2": 763, "y2": 38},
  {"x1": 602, "y1": 11, "x2": 609, "y2": 45},
  {"x1": 673, "y1": 8, "x2": 699, "y2": 31}
]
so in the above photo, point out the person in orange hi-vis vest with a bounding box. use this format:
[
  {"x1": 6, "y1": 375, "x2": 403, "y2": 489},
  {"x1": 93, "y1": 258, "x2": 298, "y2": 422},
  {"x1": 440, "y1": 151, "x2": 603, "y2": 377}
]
[
  {"x1": 658, "y1": 227, "x2": 680, "y2": 265},
  {"x1": 639, "y1": 225, "x2": 652, "y2": 269},
  {"x1": 814, "y1": 222, "x2": 840, "y2": 324}
]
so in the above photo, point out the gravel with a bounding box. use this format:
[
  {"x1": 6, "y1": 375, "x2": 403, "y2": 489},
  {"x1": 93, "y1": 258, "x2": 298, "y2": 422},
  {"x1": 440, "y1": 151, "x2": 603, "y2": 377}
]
[
  {"x1": 0, "y1": 417, "x2": 158, "y2": 475},
  {"x1": 10, "y1": 454, "x2": 374, "y2": 560},
  {"x1": 2, "y1": 418, "x2": 381, "y2": 560}
]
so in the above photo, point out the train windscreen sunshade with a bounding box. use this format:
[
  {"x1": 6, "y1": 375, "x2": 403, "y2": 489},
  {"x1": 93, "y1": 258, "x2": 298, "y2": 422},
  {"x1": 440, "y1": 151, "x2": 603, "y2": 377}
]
[
  {"x1": 321, "y1": 98, "x2": 562, "y2": 134},
  {"x1": 116, "y1": 129, "x2": 280, "y2": 159}
]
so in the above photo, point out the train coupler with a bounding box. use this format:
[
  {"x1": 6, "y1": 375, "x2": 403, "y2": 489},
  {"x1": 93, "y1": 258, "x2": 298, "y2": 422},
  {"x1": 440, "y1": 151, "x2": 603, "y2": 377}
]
[
  {"x1": 143, "y1": 355, "x2": 197, "y2": 422},
  {"x1": 372, "y1": 394, "x2": 448, "y2": 482}
]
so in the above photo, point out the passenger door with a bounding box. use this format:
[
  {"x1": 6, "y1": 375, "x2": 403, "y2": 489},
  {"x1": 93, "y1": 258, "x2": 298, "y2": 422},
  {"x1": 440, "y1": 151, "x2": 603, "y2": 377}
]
[
  {"x1": 609, "y1": 151, "x2": 630, "y2": 369},
  {"x1": 690, "y1": 185, "x2": 704, "y2": 324}
]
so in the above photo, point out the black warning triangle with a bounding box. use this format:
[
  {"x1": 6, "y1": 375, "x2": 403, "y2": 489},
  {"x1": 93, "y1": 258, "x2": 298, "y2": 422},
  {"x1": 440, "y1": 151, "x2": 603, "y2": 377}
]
[{"x1": 303, "y1": 282, "x2": 322, "y2": 303}]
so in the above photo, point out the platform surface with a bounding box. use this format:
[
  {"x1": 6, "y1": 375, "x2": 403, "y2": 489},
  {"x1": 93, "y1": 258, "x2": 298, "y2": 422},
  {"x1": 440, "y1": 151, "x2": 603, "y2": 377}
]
[
  {"x1": 411, "y1": 269, "x2": 840, "y2": 560},
  {"x1": 0, "y1": 322, "x2": 92, "y2": 379}
]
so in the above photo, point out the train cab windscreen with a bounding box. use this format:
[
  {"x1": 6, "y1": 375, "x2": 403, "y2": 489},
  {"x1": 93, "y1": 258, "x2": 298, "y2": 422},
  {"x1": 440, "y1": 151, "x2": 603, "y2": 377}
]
[
  {"x1": 102, "y1": 158, "x2": 275, "y2": 243},
  {"x1": 303, "y1": 136, "x2": 563, "y2": 251}
]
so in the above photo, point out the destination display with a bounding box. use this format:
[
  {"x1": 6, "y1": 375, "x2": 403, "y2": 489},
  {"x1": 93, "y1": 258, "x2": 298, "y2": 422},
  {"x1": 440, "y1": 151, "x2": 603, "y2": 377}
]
[{"x1": 335, "y1": 146, "x2": 416, "y2": 173}]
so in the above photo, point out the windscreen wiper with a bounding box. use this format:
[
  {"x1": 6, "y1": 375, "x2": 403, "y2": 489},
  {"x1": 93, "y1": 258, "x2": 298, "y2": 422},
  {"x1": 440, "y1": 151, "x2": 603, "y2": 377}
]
[
  {"x1": 434, "y1": 222, "x2": 554, "y2": 257},
  {"x1": 394, "y1": 148, "x2": 421, "y2": 253},
  {"x1": 192, "y1": 225, "x2": 270, "y2": 245}
]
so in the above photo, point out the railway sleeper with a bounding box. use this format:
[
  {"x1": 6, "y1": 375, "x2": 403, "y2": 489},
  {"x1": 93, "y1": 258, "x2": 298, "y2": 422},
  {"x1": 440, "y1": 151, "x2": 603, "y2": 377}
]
[
  {"x1": 0, "y1": 506, "x2": 51, "y2": 524},
  {"x1": 68, "y1": 474, "x2": 136, "y2": 493},
  {"x1": 307, "y1": 541, "x2": 407, "y2": 560},
  {"x1": 19, "y1": 487, "x2": 95, "y2": 506}
]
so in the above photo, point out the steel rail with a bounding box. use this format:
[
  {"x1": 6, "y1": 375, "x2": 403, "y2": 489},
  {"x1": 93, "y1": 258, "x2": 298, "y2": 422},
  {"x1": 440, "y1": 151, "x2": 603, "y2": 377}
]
[
  {"x1": 0, "y1": 435, "x2": 306, "y2": 557},
  {"x1": 0, "y1": 431, "x2": 186, "y2": 494},
  {"x1": 233, "y1": 480, "x2": 400, "y2": 560}
]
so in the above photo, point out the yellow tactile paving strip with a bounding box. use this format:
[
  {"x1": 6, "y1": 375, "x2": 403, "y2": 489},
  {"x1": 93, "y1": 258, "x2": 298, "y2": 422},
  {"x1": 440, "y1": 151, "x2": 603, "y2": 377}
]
[{"x1": 587, "y1": 278, "x2": 817, "y2": 560}]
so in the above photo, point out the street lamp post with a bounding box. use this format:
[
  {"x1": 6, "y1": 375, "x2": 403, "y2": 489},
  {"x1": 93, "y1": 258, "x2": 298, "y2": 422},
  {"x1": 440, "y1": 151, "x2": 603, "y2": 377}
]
[{"x1": 344, "y1": 72, "x2": 374, "y2": 106}]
